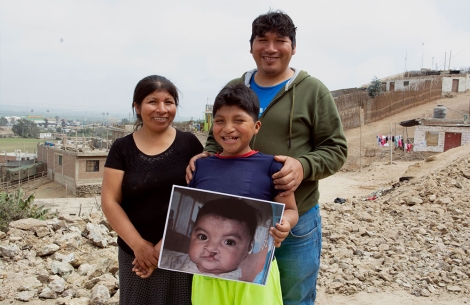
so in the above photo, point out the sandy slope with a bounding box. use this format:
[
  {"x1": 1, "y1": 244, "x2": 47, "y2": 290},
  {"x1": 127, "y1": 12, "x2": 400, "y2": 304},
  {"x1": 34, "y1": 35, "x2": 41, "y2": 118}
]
[{"x1": 28, "y1": 91, "x2": 470, "y2": 304}]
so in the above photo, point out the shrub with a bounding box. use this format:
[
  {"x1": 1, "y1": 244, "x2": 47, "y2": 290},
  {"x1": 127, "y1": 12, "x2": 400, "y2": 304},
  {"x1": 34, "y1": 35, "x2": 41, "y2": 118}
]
[{"x1": 0, "y1": 188, "x2": 52, "y2": 232}]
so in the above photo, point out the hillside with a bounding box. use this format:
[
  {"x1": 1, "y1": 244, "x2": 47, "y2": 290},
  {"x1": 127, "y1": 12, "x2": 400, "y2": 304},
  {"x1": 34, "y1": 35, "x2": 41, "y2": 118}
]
[{"x1": 0, "y1": 92, "x2": 468, "y2": 304}]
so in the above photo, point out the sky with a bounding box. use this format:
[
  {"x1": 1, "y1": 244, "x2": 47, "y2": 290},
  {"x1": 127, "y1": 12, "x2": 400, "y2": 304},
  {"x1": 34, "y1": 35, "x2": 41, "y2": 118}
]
[{"x1": 0, "y1": 0, "x2": 469, "y2": 122}]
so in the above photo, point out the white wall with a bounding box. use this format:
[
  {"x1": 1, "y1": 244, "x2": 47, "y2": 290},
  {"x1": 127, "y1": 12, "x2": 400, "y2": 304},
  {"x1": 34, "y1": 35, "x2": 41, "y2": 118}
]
[
  {"x1": 442, "y1": 75, "x2": 469, "y2": 93},
  {"x1": 414, "y1": 125, "x2": 470, "y2": 152}
]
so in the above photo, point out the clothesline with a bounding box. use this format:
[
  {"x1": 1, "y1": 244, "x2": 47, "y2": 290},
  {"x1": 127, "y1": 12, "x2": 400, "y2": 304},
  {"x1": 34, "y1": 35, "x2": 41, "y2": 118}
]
[{"x1": 376, "y1": 134, "x2": 413, "y2": 152}]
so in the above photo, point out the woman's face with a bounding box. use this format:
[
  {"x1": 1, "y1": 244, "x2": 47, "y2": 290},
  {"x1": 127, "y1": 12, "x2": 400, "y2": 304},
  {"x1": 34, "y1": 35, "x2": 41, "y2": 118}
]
[
  {"x1": 188, "y1": 214, "x2": 252, "y2": 275},
  {"x1": 134, "y1": 90, "x2": 176, "y2": 133}
]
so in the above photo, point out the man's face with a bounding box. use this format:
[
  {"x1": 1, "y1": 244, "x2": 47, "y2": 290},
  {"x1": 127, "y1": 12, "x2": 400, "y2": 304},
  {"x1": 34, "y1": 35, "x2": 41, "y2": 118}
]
[
  {"x1": 250, "y1": 31, "x2": 296, "y2": 78},
  {"x1": 189, "y1": 214, "x2": 252, "y2": 275}
]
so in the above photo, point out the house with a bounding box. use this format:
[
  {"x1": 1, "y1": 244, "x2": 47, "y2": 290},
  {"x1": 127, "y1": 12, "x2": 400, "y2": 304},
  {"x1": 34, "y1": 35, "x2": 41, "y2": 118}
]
[
  {"x1": 35, "y1": 125, "x2": 131, "y2": 197},
  {"x1": 413, "y1": 117, "x2": 470, "y2": 152},
  {"x1": 378, "y1": 70, "x2": 469, "y2": 95},
  {"x1": 39, "y1": 133, "x2": 52, "y2": 139}
]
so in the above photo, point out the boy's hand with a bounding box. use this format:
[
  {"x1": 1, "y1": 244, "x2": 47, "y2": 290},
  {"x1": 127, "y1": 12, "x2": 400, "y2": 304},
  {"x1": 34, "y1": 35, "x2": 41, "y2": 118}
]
[
  {"x1": 185, "y1": 152, "x2": 213, "y2": 184},
  {"x1": 269, "y1": 219, "x2": 291, "y2": 248}
]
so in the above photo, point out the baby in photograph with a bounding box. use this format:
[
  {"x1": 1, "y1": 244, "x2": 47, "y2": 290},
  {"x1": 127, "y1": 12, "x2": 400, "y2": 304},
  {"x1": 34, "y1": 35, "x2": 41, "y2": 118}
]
[{"x1": 160, "y1": 197, "x2": 259, "y2": 281}]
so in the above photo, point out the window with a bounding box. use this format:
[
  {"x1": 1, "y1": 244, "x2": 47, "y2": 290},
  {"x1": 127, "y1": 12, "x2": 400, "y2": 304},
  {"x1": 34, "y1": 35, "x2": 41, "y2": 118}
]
[
  {"x1": 86, "y1": 160, "x2": 100, "y2": 172},
  {"x1": 404, "y1": 81, "x2": 410, "y2": 87},
  {"x1": 425, "y1": 131, "x2": 439, "y2": 146},
  {"x1": 58, "y1": 155, "x2": 62, "y2": 165}
]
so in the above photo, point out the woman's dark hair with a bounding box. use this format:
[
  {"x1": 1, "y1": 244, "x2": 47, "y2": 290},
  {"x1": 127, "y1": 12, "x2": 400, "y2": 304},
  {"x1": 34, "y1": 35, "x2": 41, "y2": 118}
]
[
  {"x1": 213, "y1": 83, "x2": 260, "y2": 122},
  {"x1": 195, "y1": 197, "x2": 260, "y2": 242},
  {"x1": 132, "y1": 75, "x2": 179, "y2": 131},
  {"x1": 250, "y1": 10, "x2": 297, "y2": 49}
]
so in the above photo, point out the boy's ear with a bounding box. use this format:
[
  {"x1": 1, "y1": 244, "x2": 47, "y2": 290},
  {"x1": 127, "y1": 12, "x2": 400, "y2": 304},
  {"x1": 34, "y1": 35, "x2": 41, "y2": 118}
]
[{"x1": 254, "y1": 121, "x2": 261, "y2": 134}]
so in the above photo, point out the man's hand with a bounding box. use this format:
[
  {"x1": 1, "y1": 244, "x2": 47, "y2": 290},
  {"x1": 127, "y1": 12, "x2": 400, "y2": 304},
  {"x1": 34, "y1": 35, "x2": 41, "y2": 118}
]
[
  {"x1": 185, "y1": 152, "x2": 212, "y2": 184},
  {"x1": 272, "y1": 155, "x2": 303, "y2": 196}
]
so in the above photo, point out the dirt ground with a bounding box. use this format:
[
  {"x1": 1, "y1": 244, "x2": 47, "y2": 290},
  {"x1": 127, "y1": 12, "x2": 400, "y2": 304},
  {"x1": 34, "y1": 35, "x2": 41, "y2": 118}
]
[{"x1": 28, "y1": 91, "x2": 470, "y2": 304}]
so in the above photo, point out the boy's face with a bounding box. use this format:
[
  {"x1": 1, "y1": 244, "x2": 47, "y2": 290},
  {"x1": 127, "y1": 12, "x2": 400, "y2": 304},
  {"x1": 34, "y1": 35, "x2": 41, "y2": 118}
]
[
  {"x1": 212, "y1": 105, "x2": 261, "y2": 156},
  {"x1": 189, "y1": 214, "x2": 252, "y2": 275}
]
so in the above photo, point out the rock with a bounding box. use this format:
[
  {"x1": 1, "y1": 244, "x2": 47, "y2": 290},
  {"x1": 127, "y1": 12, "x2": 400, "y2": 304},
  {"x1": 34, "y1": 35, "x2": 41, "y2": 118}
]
[
  {"x1": 39, "y1": 286, "x2": 57, "y2": 299},
  {"x1": 37, "y1": 244, "x2": 60, "y2": 256},
  {"x1": 0, "y1": 244, "x2": 20, "y2": 258},
  {"x1": 15, "y1": 290, "x2": 35, "y2": 302},
  {"x1": 447, "y1": 285, "x2": 462, "y2": 292},
  {"x1": 90, "y1": 284, "x2": 110, "y2": 304},
  {"x1": 51, "y1": 260, "x2": 74, "y2": 279},
  {"x1": 9, "y1": 218, "x2": 47, "y2": 230}
]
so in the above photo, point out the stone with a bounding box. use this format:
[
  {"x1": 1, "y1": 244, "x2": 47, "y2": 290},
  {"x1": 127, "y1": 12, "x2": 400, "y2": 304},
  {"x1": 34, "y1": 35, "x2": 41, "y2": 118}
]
[
  {"x1": 0, "y1": 244, "x2": 20, "y2": 258},
  {"x1": 9, "y1": 218, "x2": 47, "y2": 230},
  {"x1": 37, "y1": 244, "x2": 60, "y2": 256},
  {"x1": 90, "y1": 284, "x2": 110, "y2": 305}
]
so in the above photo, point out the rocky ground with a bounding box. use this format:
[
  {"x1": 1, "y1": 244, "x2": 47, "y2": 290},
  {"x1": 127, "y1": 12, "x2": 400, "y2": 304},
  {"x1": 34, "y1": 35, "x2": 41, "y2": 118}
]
[
  {"x1": 317, "y1": 144, "x2": 470, "y2": 305},
  {"x1": 1, "y1": 92, "x2": 469, "y2": 304}
]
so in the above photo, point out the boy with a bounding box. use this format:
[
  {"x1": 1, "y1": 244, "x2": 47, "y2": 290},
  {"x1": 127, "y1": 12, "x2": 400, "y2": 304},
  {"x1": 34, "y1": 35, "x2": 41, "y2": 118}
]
[
  {"x1": 189, "y1": 83, "x2": 298, "y2": 304},
  {"x1": 160, "y1": 198, "x2": 259, "y2": 281}
]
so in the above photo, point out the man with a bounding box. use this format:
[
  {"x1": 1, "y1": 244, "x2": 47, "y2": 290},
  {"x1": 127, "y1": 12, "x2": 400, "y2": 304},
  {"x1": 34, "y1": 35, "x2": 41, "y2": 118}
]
[{"x1": 188, "y1": 10, "x2": 347, "y2": 305}]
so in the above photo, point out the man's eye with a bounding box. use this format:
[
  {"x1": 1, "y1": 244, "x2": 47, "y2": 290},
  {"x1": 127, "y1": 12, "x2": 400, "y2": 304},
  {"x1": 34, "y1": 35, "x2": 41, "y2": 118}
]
[{"x1": 224, "y1": 240, "x2": 236, "y2": 246}]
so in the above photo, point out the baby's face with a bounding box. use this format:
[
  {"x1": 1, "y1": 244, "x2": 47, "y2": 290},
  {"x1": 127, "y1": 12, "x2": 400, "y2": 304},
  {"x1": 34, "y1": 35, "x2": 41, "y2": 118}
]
[{"x1": 189, "y1": 214, "x2": 252, "y2": 275}]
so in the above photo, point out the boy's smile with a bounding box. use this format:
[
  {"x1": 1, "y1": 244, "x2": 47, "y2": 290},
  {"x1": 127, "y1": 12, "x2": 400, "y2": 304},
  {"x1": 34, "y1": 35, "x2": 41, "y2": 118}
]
[{"x1": 212, "y1": 105, "x2": 261, "y2": 156}]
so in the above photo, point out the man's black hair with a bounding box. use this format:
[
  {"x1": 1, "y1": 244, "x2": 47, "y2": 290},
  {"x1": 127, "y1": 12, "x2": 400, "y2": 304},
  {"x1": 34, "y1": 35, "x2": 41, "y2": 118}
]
[{"x1": 250, "y1": 10, "x2": 297, "y2": 49}]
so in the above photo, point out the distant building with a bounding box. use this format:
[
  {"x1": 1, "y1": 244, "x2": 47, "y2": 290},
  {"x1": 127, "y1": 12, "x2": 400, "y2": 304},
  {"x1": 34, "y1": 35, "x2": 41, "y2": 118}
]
[
  {"x1": 375, "y1": 70, "x2": 469, "y2": 94},
  {"x1": 36, "y1": 125, "x2": 131, "y2": 197},
  {"x1": 39, "y1": 133, "x2": 52, "y2": 139}
]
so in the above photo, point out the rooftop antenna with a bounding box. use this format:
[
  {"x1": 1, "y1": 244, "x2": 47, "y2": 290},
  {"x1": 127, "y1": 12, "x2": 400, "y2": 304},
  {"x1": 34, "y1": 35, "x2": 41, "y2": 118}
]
[
  {"x1": 444, "y1": 52, "x2": 447, "y2": 70},
  {"x1": 421, "y1": 43, "x2": 424, "y2": 69},
  {"x1": 404, "y1": 51, "x2": 407, "y2": 74},
  {"x1": 448, "y1": 50, "x2": 452, "y2": 70}
]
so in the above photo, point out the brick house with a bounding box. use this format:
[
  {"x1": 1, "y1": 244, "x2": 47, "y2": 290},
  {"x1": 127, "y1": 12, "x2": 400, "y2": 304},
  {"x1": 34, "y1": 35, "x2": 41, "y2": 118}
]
[{"x1": 413, "y1": 118, "x2": 470, "y2": 152}]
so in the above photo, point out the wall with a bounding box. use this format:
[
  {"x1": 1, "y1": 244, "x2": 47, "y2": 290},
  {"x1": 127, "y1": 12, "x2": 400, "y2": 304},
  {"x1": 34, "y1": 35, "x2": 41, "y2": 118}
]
[
  {"x1": 442, "y1": 75, "x2": 470, "y2": 93},
  {"x1": 335, "y1": 78, "x2": 443, "y2": 131},
  {"x1": 413, "y1": 125, "x2": 470, "y2": 152}
]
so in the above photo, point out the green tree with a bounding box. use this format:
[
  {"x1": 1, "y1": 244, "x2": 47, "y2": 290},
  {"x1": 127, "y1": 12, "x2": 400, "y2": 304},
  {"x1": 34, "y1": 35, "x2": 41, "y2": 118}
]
[
  {"x1": 0, "y1": 117, "x2": 8, "y2": 126},
  {"x1": 11, "y1": 119, "x2": 40, "y2": 138},
  {"x1": 367, "y1": 76, "x2": 382, "y2": 98}
]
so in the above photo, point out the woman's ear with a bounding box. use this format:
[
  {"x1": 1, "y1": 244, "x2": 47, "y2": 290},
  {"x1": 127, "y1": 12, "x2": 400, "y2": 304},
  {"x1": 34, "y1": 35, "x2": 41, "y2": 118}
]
[{"x1": 133, "y1": 102, "x2": 141, "y2": 115}]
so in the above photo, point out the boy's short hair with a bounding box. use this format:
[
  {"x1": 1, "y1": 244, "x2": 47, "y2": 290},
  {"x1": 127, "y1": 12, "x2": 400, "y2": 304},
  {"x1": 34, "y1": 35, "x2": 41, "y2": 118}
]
[
  {"x1": 212, "y1": 83, "x2": 260, "y2": 122},
  {"x1": 250, "y1": 10, "x2": 297, "y2": 49},
  {"x1": 195, "y1": 197, "x2": 259, "y2": 242}
]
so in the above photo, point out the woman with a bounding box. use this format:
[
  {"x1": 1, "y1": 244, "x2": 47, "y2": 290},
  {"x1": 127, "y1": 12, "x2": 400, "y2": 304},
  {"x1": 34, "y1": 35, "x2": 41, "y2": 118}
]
[{"x1": 101, "y1": 75, "x2": 203, "y2": 304}]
